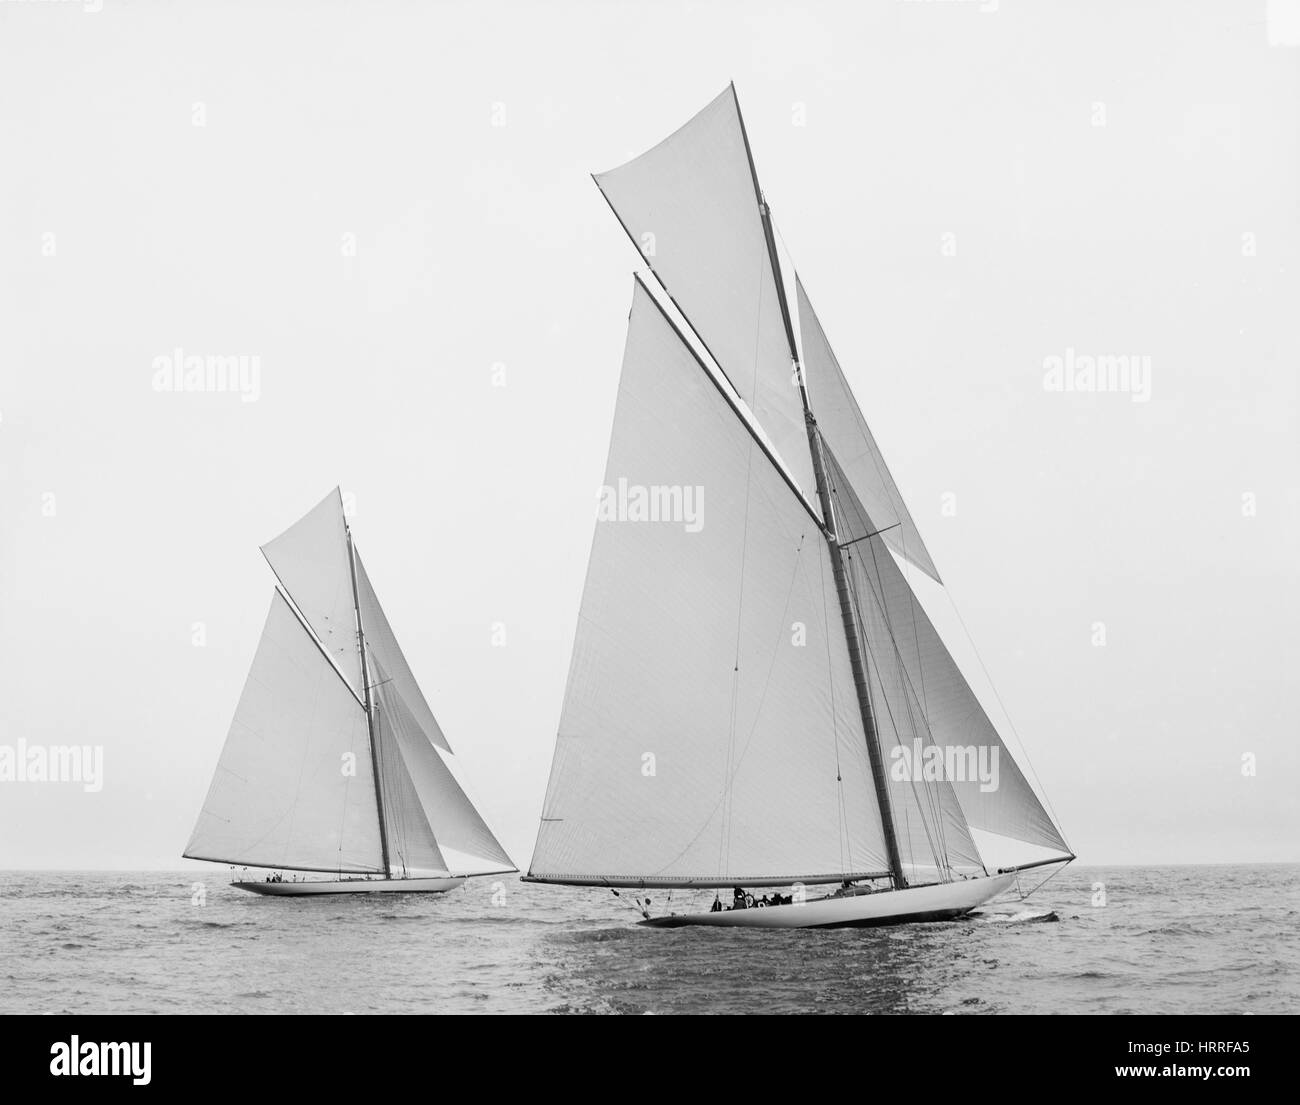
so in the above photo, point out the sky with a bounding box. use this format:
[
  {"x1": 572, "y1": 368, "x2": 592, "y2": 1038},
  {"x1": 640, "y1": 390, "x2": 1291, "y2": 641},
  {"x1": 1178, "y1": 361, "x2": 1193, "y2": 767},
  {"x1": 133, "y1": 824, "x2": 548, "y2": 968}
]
[{"x1": 0, "y1": 0, "x2": 1296, "y2": 870}]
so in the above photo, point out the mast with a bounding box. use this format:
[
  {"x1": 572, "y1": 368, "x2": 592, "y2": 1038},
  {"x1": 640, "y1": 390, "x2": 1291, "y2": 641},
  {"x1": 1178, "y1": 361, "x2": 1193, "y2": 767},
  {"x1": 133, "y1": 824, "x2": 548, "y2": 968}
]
[
  {"x1": 347, "y1": 521, "x2": 391, "y2": 877},
  {"x1": 760, "y1": 204, "x2": 907, "y2": 889},
  {"x1": 734, "y1": 91, "x2": 907, "y2": 885}
]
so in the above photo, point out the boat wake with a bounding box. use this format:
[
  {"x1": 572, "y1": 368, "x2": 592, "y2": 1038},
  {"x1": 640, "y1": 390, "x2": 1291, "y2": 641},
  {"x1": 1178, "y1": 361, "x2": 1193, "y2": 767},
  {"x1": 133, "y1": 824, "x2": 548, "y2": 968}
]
[{"x1": 974, "y1": 907, "x2": 1059, "y2": 924}]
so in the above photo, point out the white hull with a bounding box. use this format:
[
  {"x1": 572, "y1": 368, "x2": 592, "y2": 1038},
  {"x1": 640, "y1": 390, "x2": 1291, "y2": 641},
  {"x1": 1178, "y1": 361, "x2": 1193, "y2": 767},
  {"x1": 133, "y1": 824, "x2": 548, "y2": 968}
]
[
  {"x1": 233, "y1": 876, "x2": 465, "y2": 897},
  {"x1": 641, "y1": 873, "x2": 1015, "y2": 929}
]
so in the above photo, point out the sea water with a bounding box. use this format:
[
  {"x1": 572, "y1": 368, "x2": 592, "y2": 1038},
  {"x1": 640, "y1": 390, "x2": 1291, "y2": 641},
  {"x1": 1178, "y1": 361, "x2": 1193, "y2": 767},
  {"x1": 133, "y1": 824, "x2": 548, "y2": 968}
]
[{"x1": 1, "y1": 864, "x2": 1294, "y2": 1014}]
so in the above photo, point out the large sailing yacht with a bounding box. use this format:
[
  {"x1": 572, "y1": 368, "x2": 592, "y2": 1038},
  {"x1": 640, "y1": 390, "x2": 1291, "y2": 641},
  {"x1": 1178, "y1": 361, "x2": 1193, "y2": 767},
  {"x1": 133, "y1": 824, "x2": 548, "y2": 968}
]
[
  {"x1": 184, "y1": 489, "x2": 515, "y2": 896},
  {"x1": 524, "y1": 85, "x2": 1073, "y2": 927}
]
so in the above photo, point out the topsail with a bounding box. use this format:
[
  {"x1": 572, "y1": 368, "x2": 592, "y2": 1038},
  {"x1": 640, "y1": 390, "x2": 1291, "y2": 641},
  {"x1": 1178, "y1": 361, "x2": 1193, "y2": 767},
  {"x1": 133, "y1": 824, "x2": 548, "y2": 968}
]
[{"x1": 593, "y1": 85, "x2": 818, "y2": 511}]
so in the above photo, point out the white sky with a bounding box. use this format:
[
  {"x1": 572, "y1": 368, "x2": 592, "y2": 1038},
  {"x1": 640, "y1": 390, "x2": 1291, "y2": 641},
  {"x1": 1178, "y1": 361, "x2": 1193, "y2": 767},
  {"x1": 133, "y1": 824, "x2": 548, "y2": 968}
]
[{"x1": 1, "y1": 0, "x2": 1296, "y2": 869}]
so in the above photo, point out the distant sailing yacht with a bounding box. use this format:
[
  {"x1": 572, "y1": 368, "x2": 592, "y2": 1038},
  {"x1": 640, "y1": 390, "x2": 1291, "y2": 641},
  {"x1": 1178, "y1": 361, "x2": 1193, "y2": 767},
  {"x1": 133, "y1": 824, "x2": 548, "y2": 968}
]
[
  {"x1": 184, "y1": 489, "x2": 515, "y2": 896},
  {"x1": 524, "y1": 85, "x2": 1074, "y2": 927}
]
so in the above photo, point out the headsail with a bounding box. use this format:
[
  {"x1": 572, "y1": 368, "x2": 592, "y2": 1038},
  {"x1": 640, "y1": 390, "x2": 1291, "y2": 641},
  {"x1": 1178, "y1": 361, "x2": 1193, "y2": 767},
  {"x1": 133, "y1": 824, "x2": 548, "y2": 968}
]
[
  {"x1": 260, "y1": 488, "x2": 365, "y2": 695},
  {"x1": 355, "y1": 552, "x2": 451, "y2": 753},
  {"x1": 370, "y1": 676, "x2": 449, "y2": 878},
  {"x1": 183, "y1": 590, "x2": 385, "y2": 874},
  {"x1": 797, "y1": 277, "x2": 941, "y2": 583},
  {"x1": 594, "y1": 85, "x2": 817, "y2": 510},
  {"x1": 527, "y1": 277, "x2": 891, "y2": 888},
  {"x1": 822, "y1": 441, "x2": 1070, "y2": 856},
  {"x1": 373, "y1": 667, "x2": 515, "y2": 873}
]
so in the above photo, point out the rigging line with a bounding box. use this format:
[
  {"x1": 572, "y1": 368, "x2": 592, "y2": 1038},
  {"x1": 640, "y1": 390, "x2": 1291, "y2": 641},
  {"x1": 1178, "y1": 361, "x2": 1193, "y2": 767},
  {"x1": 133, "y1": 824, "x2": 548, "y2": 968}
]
[
  {"x1": 838, "y1": 522, "x2": 902, "y2": 549},
  {"x1": 1017, "y1": 857, "x2": 1073, "y2": 901},
  {"x1": 606, "y1": 885, "x2": 652, "y2": 922},
  {"x1": 941, "y1": 585, "x2": 1073, "y2": 850}
]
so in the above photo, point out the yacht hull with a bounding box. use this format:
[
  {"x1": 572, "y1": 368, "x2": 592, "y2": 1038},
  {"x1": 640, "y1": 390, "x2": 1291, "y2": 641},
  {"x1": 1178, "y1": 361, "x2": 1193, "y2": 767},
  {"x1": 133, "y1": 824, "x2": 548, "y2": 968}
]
[
  {"x1": 640, "y1": 873, "x2": 1015, "y2": 929},
  {"x1": 233, "y1": 876, "x2": 465, "y2": 897}
]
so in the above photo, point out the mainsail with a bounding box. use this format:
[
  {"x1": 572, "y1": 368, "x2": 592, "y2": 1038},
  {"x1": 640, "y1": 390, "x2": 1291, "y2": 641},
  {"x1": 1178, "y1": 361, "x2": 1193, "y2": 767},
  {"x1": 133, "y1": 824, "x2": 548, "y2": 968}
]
[
  {"x1": 530, "y1": 278, "x2": 890, "y2": 887},
  {"x1": 186, "y1": 490, "x2": 514, "y2": 878},
  {"x1": 183, "y1": 590, "x2": 384, "y2": 874},
  {"x1": 527, "y1": 87, "x2": 1071, "y2": 891}
]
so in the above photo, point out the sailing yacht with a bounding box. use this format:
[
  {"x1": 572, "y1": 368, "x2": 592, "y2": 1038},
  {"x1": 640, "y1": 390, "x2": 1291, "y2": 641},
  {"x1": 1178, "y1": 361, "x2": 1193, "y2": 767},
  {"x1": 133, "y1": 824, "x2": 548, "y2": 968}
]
[
  {"x1": 524, "y1": 85, "x2": 1074, "y2": 928},
  {"x1": 184, "y1": 489, "x2": 515, "y2": 896}
]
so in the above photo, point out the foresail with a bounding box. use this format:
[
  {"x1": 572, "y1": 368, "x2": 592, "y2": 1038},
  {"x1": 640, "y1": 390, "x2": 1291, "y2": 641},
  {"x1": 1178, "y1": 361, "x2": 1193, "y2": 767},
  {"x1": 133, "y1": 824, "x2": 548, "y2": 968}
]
[
  {"x1": 355, "y1": 552, "x2": 452, "y2": 753},
  {"x1": 260, "y1": 488, "x2": 364, "y2": 696},
  {"x1": 823, "y1": 441, "x2": 1070, "y2": 857},
  {"x1": 528, "y1": 277, "x2": 889, "y2": 887},
  {"x1": 594, "y1": 85, "x2": 817, "y2": 510},
  {"x1": 183, "y1": 590, "x2": 385, "y2": 874},
  {"x1": 371, "y1": 682, "x2": 449, "y2": 878},
  {"x1": 374, "y1": 669, "x2": 514, "y2": 873},
  {"x1": 797, "y1": 277, "x2": 942, "y2": 583}
]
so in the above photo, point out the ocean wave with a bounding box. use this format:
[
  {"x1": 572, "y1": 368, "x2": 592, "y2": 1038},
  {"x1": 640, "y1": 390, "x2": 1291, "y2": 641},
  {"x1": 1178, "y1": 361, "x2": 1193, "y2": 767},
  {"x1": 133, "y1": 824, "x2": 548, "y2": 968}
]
[{"x1": 980, "y1": 909, "x2": 1059, "y2": 924}]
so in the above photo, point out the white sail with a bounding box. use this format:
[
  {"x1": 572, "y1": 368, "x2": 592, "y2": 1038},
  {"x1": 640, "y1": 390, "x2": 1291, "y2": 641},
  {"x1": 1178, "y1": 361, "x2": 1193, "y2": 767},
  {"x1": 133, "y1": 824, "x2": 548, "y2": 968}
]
[
  {"x1": 373, "y1": 669, "x2": 514, "y2": 873},
  {"x1": 371, "y1": 686, "x2": 448, "y2": 877},
  {"x1": 355, "y1": 552, "x2": 452, "y2": 753},
  {"x1": 594, "y1": 85, "x2": 817, "y2": 510},
  {"x1": 184, "y1": 590, "x2": 385, "y2": 874},
  {"x1": 528, "y1": 278, "x2": 891, "y2": 888},
  {"x1": 260, "y1": 488, "x2": 364, "y2": 695},
  {"x1": 823, "y1": 441, "x2": 1070, "y2": 856},
  {"x1": 797, "y1": 276, "x2": 942, "y2": 583}
]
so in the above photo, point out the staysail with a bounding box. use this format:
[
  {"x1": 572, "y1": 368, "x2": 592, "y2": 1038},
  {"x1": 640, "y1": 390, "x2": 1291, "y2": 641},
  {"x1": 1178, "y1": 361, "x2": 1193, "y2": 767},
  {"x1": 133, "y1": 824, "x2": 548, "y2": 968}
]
[
  {"x1": 822, "y1": 443, "x2": 1070, "y2": 856},
  {"x1": 183, "y1": 590, "x2": 385, "y2": 874},
  {"x1": 797, "y1": 277, "x2": 941, "y2": 582},
  {"x1": 594, "y1": 84, "x2": 817, "y2": 510},
  {"x1": 372, "y1": 660, "x2": 515, "y2": 873},
  {"x1": 355, "y1": 553, "x2": 451, "y2": 753},
  {"x1": 528, "y1": 277, "x2": 892, "y2": 888}
]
